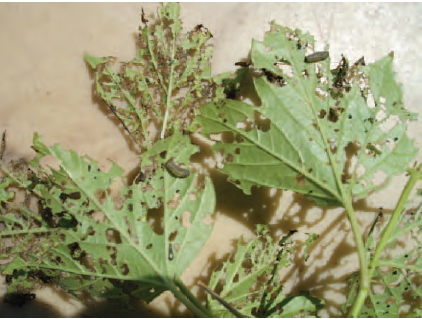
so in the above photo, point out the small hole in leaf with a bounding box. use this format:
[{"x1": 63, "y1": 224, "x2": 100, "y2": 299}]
[
  {"x1": 221, "y1": 131, "x2": 234, "y2": 144},
  {"x1": 233, "y1": 274, "x2": 239, "y2": 283},
  {"x1": 319, "y1": 109, "x2": 326, "y2": 119},
  {"x1": 254, "y1": 111, "x2": 271, "y2": 132},
  {"x1": 106, "y1": 229, "x2": 122, "y2": 244},
  {"x1": 147, "y1": 205, "x2": 164, "y2": 235},
  {"x1": 146, "y1": 243, "x2": 153, "y2": 250},
  {"x1": 308, "y1": 168, "x2": 313, "y2": 174},
  {"x1": 201, "y1": 213, "x2": 214, "y2": 226},
  {"x1": 167, "y1": 193, "x2": 181, "y2": 209},
  {"x1": 235, "y1": 134, "x2": 244, "y2": 143},
  {"x1": 168, "y1": 230, "x2": 177, "y2": 242},
  {"x1": 68, "y1": 192, "x2": 81, "y2": 200},
  {"x1": 234, "y1": 148, "x2": 241, "y2": 155},
  {"x1": 120, "y1": 263, "x2": 129, "y2": 276},
  {"x1": 180, "y1": 211, "x2": 192, "y2": 229}
]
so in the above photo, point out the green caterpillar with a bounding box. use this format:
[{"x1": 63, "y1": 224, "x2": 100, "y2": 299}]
[
  {"x1": 165, "y1": 158, "x2": 190, "y2": 178},
  {"x1": 304, "y1": 51, "x2": 329, "y2": 63}
]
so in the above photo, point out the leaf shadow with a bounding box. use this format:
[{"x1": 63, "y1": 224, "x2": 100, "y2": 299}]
[
  {"x1": 0, "y1": 293, "x2": 62, "y2": 318},
  {"x1": 190, "y1": 127, "x2": 397, "y2": 316}
]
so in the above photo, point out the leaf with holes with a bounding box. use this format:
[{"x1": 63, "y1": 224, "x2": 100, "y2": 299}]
[
  {"x1": 84, "y1": 3, "x2": 215, "y2": 149},
  {"x1": 343, "y1": 194, "x2": 422, "y2": 317},
  {"x1": 195, "y1": 23, "x2": 417, "y2": 206},
  {"x1": 207, "y1": 225, "x2": 323, "y2": 318},
  {"x1": 0, "y1": 132, "x2": 215, "y2": 304}
]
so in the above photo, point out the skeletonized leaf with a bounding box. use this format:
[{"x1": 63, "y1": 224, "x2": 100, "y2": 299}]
[{"x1": 84, "y1": 3, "x2": 215, "y2": 148}]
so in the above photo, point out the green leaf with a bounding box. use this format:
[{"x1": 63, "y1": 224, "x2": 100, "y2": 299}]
[
  {"x1": 85, "y1": 3, "x2": 215, "y2": 149},
  {"x1": 208, "y1": 225, "x2": 323, "y2": 318},
  {"x1": 1, "y1": 133, "x2": 215, "y2": 304},
  {"x1": 345, "y1": 188, "x2": 422, "y2": 317},
  {"x1": 195, "y1": 23, "x2": 417, "y2": 207},
  {"x1": 83, "y1": 53, "x2": 112, "y2": 68},
  {"x1": 280, "y1": 291, "x2": 325, "y2": 318}
]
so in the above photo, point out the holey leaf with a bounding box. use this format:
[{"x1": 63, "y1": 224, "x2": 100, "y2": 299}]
[
  {"x1": 344, "y1": 189, "x2": 422, "y2": 317},
  {"x1": 84, "y1": 3, "x2": 215, "y2": 149},
  {"x1": 0, "y1": 132, "x2": 215, "y2": 304},
  {"x1": 196, "y1": 23, "x2": 417, "y2": 206},
  {"x1": 208, "y1": 225, "x2": 324, "y2": 318}
]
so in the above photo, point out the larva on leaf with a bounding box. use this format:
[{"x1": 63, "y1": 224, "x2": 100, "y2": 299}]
[
  {"x1": 304, "y1": 51, "x2": 329, "y2": 63},
  {"x1": 168, "y1": 243, "x2": 174, "y2": 261},
  {"x1": 165, "y1": 158, "x2": 190, "y2": 178}
]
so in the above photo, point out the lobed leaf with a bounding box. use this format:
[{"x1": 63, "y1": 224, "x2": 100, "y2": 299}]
[
  {"x1": 0, "y1": 132, "x2": 215, "y2": 304},
  {"x1": 196, "y1": 23, "x2": 417, "y2": 206}
]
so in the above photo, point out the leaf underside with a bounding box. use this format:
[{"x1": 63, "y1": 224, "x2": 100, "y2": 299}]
[
  {"x1": 196, "y1": 23, "x2": 417, "y2": 207},
  {"x1": 344, "y1": 197, "x2": 422, "y2": 317},
  {"x1": 0, "y1": 131, "x2": 215, "y2": 304},
  {"x1": 84, "y1": 3, "x2": 215, "y2": 149}
]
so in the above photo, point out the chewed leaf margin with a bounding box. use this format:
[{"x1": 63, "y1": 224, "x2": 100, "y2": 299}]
[
  {"x1": 0, "y1": 132, "x2": 216, "y2": 305},
  {"x1": 207, "y1": 225, "x2": 323, "y2": 318},
  {"x1": 196, "y1": 23, "x2": 417, "y2": 207}
]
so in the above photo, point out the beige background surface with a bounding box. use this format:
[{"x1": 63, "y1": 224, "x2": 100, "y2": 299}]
[{"x1": 1, "y1": 2, "x2": 422, "y2": 317}]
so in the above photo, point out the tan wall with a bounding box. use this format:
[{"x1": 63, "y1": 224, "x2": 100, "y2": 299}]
[{"x1": 1, "y1": 3, "x2": 421, "y2": 317}]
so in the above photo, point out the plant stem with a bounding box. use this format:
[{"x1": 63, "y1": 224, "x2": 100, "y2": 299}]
[
  {"x1": 197, "y1": 280, "x2": 244, "y2": 318},
  {"x1": 348, "y1": 166, "x2": 421, "y2": 317},
  {"x1": 167, "y1": 278, "x2": 213, "y2": 318},
  {"x1": 174, "y1": 277, "x2": 214, "y2": 317},
  {"x1": 344, "y1": 199, "x2": 369, "y2": 318}
]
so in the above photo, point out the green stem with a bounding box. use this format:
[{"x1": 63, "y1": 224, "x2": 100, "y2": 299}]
[
  {"x1": 344, "y1": 199, "x2": 369, "y2": 317},
  {"x1": 167, "y1": 278, "x2": 212, "y2": 318},
  {"x1": 174, "y1": 276, "x2": 214, "y2": 317},
  {"x1": 348, "y1": 166, "x2": 421, "y2": 317}
]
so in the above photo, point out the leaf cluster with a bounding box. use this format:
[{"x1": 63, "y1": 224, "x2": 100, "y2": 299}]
[{"x1": 1, "y1": 3, "x2": 422, "y2": 318}]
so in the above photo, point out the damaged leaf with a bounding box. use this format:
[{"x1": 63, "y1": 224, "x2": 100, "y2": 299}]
[
  {"x1": 0, "y1": 132, "x2": 215, "y2": 305},
  {"x1": 196, "y1": 23, "x2": 417, "y2": 207}
]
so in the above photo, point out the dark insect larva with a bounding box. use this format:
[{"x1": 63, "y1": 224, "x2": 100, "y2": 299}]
[
  {"x1": 1, "y1": 130, "x2": 6, "y2": 160},
  {"x1": 168, "y1": 243, "x2": 174, "y2": 261},
  {"x1": 304, "y1": 51, "x2": 329, "y2": 63},
  {"x1": 165, "y1": 158, "x2": 190, "y2": 178}
]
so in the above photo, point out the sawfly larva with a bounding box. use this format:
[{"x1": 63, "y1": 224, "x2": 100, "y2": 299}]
[
  {"x1": 304, "y1": 51, "x2": 329, "y2": 63},
  {"x1": 165, "y1": 158, "x2": 190, "y2": 178},
  {"x1": 168, "y1": 243, "x2": 174, "y2": 261}
]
